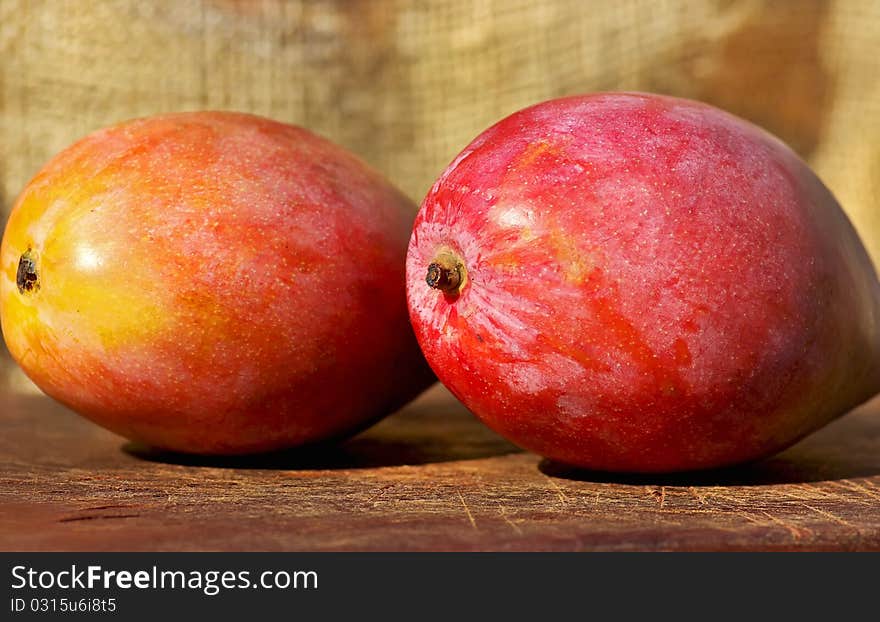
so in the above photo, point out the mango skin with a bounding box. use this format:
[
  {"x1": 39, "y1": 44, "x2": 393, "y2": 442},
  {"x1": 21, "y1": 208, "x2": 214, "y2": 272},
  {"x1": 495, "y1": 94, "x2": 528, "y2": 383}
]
[
  {"x1": 1, "y1": 111, "x2": 433, "y2": 454},
  {"x1": 407, "y1": 93, "x2": 880, "y2": 473}
]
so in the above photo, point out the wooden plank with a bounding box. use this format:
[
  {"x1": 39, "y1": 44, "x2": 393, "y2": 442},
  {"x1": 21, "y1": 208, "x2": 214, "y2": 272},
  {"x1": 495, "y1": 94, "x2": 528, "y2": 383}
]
[{"x1": 1, "y1": 382, "x2": 878, "y2": 551}]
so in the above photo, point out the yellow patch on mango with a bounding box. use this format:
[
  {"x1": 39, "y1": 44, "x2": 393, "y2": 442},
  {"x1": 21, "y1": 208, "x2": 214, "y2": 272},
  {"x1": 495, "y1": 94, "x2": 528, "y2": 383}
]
[
  {"x1": 516, "y1": 141, "x2": 559, "y2": 170},
  {"x1": 548, "y1": 230, "x2": 596, "y2": 284}
]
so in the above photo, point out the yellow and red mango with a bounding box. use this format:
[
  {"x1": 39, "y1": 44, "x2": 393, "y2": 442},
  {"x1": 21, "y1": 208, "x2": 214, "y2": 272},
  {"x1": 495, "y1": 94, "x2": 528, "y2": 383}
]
[{"x1": 1, "y1": 111, "x2": 433, "y2": 454}]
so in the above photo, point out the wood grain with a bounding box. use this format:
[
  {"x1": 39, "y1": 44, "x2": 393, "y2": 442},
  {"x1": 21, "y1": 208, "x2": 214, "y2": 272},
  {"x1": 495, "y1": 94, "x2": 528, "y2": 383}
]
[{"x1": 1, "y1": 383, "x2": 878, "y2": 551}]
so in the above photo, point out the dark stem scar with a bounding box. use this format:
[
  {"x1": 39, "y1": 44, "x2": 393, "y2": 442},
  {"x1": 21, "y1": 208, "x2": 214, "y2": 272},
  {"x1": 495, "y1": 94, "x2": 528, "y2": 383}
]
[
  {"x1": 16, "y1": 249, "x2": 40, "y2": 294},
  {"x1": 426, "y1": 263, "x2": 460, "y2": 291},
  {"x1": 426, "y1": 255, "x2": 465, "y2": 295}
]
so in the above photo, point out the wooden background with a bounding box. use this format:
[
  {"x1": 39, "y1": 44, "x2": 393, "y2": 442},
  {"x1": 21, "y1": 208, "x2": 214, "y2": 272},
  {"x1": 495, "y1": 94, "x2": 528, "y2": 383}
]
[{"x1": 1, "y1": 0, "x2": 879, "y2": 549}]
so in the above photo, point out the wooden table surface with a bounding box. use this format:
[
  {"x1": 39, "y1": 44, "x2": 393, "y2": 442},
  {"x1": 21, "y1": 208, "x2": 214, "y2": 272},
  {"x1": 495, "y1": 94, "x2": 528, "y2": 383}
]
[{"x1": 1, "y1": 383, "x2": 879, "y2": 551}]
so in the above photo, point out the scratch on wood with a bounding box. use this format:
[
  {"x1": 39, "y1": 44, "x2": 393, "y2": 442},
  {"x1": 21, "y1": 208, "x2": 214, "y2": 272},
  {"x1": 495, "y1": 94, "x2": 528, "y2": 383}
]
[
  {"x1": 457, "y1": 491, "x2": 478, "y2": 530},
  {"x1": 544, "y1": 476, "x2": 568, "y2": 506},
  {"x1": 862, "y1": 479, "x2": 880, "y2": 493},
  {"x1": 498, "y1": 506, "x2": 523, "y2": 535},
  {"x1": 738, "y1": 511, "x2": 767, "y2": 526},
  {"x1": 59, "y1": 514, "x2": 140, "y2": 523},
  {"x1": 366, "y1": 484, "x2": 395, "y2": 505},
  {"x1": 702, "y1": 488, "x2": 737, "y2": 503},
  {"x1": 784, "y1": 483, "x2": 834, "y2": 500},
  {"x1": 838, "y1": 480, "x2": 880, "y2": 501},
  {"x1": 687, "y1": 487, "x2": 707, "y2": 505},
  {"x1": 792, "y1": 483, "x2": 822, "y2": 498},
  {"x1": 801, "y1": 504, "x2": 858, "y2": 530},
  {"x1": 761, "y1": 511, "x2": 812, "y2": 540},
  {"x1": 645, "y1": 485, "x2": 666, "y2": 508}
]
